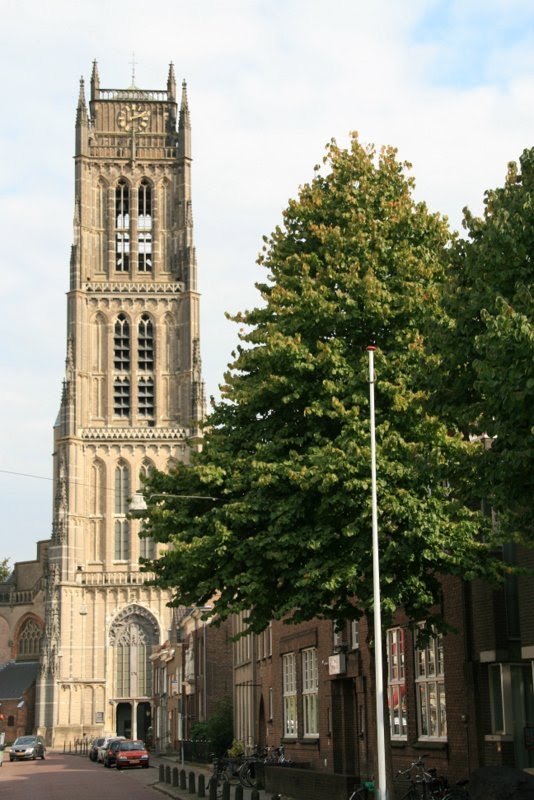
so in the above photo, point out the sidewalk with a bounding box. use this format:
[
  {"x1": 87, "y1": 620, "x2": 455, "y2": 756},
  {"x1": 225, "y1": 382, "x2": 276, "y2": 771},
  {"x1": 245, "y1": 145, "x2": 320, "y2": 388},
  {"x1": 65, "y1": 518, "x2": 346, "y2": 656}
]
[{"x1": 150, "y1": 753, "x2": 284, "y2": 800}]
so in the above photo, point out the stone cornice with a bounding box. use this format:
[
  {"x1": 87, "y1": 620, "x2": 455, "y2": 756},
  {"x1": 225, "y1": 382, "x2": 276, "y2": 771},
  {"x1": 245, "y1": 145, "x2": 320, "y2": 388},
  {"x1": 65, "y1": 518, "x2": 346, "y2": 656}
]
[
  {"x1": 81, "y1": 427, "x2": 187, "y2": 441},
  {"x1": 83, "y1": 281, "x2": 184, "y2": 294}
]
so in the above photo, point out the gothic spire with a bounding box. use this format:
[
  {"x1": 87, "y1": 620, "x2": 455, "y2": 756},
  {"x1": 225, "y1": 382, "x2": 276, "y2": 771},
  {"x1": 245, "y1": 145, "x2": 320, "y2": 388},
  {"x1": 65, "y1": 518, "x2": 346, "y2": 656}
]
[
  {"x1": 178, "y1": 79, "x2": 191, "y2": 159},
  {"x1": 76, "y1": 78, "x2": 88, "y2": 125},
  {"x1": 90, "y1": 59, "x2": 100, "y2": 101},
  {"x1": 167, "y1": 62, "x2": 177, "y2": 102}
]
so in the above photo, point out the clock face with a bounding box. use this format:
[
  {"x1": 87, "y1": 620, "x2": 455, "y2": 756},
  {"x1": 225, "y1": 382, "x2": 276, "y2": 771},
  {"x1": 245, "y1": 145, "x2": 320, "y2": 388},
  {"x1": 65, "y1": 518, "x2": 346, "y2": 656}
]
[{"x1": 117, "y1": 104, "x2": 151, "y2": 132}]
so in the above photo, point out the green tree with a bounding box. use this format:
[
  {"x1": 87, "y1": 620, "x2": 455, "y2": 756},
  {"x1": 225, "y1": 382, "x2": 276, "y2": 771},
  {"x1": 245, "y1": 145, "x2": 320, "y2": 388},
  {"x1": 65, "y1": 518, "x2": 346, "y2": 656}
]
[
  {"x1": 142, "y1": 135, "x2": 503, "y2": 633},
  {"x1": 0, "y1": 558, "x2": 11, "y2": 582},
  {"x1": 437, "y1": 148, "x2": 534, "y2": 539}
]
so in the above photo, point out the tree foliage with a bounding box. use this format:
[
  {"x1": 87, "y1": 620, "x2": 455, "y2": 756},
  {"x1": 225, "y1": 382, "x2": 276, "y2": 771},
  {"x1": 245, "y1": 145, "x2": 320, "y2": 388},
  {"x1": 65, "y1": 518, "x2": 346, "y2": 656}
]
[
  {"x1": 0, "y1": 558, "x2": 11, "y2": 583},
  {"x1": 437, "y1": 148, "x2": 534, "y2": 539},
  {"x1": 141, "y1": 135, "x2": 504, "y2": 633}
]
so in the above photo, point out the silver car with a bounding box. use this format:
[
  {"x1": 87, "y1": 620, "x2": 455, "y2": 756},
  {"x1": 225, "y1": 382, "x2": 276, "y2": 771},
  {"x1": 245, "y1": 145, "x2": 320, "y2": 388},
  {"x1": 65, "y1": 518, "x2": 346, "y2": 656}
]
[{"x1": 10, "y1": 735, "x2": 46, "y2": 761}]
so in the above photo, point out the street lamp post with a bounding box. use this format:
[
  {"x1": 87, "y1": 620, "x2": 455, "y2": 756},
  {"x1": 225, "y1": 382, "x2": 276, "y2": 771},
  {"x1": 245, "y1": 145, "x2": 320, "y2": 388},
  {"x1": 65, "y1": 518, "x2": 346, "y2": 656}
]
[{"x1": 367, "y1": 345, "x2": 388, "y2": 800}]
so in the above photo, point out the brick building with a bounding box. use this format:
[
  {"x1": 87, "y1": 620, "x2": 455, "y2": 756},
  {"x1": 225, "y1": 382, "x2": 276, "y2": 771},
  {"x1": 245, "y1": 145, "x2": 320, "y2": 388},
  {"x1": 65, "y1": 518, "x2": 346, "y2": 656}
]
[
  {"x1": 233, "y1": 566, "x2": 534, "y2": 793},
  {"x1": 151, "y1": 606, "x2": 233, "y2": 755}
]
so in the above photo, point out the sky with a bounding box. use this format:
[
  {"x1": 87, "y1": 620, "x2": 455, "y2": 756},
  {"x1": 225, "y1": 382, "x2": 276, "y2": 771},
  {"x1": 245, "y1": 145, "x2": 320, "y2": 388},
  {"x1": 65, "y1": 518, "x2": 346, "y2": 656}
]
[{"x1": 0, "y1": 0, "x2": 532, "y2": 567}]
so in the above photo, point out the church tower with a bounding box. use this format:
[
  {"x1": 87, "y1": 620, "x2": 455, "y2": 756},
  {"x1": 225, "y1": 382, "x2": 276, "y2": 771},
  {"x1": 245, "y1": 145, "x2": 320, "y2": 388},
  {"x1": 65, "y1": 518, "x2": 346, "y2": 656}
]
[{"x1": 36, "y1": 62, "x2": 205, "y2": 745}]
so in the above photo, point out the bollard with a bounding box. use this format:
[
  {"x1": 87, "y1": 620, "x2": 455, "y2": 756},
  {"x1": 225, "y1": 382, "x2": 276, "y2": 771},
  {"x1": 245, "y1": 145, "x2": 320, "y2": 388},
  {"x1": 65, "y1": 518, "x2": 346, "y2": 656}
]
[
  {"x1": 198, "y1": 773, "x2": 206, "y2": 798},
  {"x1": 188, "y1": 770, "x2": 196, "y2": 793},
  {"x1": 251, "y1": 789, "x2": 260, "y2": 800},
  {"x1": 234, "y1": 784, "x2": 244, "y2": 800},
  {"x1": 173, "y1": 766, "x2": 179, "y2": 786},
  {"x1": 165, "y1": 764, "x2": 171, "y2": 783},
  {"x1": 159, "y1": 763, "x2": 165, "y2": 782},
  {"x1": 208, "y1": 776, "x2": 217, "y2": 800},
  {"x1": 63, "y1": 741, "x2": 66, "y2": 754},
  {"x1": 222, "y1": 780, "x2": 230, "y2": 800},
  {"x1": 180, "y1": 767, "x2": 187, "y2": 789}
]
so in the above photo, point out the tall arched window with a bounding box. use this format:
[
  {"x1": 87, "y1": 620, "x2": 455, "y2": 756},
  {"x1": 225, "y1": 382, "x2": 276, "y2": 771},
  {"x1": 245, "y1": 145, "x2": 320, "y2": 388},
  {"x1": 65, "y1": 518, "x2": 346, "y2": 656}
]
[
  {"x1": 138, "y1": 315, "x2": 154, "y2": 370},
  {"x1": 115, "y1": 461, "x2": 130, "y2": 515},
  {"x1": 110, "y1": 606, "x2": 158, "y2": 698},
  {"x1": 138, "y1": 180, "x2": 152, "y2": 272},
  {"x1": 114, "y1": 461, "x2": 130, "y2": 561},
  {"x1": 114, "y1": 314, "x2": 130, "y2": 416},
  {"x1": 138, "y1": 459, "x2": 156, "y2": 559},
  {"x1": 115, "y1": 180, "x2": 130, "y2": 272},
  {"x1": 18, "y1": 618, "x2": 43, "y2": 659},
  {"x1": 138, "y1": 315, "x2": 154, "y2": 418}
]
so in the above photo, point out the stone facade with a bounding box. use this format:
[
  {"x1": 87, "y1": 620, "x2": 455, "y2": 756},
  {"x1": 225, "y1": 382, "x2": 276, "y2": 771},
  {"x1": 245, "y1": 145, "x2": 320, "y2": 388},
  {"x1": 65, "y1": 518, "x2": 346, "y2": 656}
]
[{"x1": 0, "y1": 61, "x2": 204, "y2": 748}]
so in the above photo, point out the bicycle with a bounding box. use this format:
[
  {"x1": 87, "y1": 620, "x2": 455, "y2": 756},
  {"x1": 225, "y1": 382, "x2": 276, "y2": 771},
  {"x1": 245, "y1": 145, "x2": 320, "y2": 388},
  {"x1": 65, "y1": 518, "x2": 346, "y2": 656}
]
[
  {"x1": 395, "y1": 755, "x2": 449, "y2": 799},
  {"x1": 238, "y1": 747, "x2": 265, "y2": 788},
  {"x1": 208, "y1": 754, "x2": 231, "y2": 799},
  {"x1": 348, "y1": 779, "x2": 375, "y2": 799}
]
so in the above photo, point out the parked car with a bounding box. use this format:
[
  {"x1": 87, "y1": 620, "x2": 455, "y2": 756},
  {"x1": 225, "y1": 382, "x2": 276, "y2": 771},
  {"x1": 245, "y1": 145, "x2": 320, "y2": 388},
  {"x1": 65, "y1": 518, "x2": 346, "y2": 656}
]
[
  {"x1": 114, "y1": 739, "x2": 150, "y2": 770},
  {"x1": 103, "y1": 739, "x2": 123, "y2": 768},
  {"x1": 97, "y1": 735, "x2": 125, "y2": 763},
  {"x1": 10, "y1": 735, "x2": 46, "y2": 761},
  {"x1": 88, "y1": 737, "x2": 105, "y2": 761}
]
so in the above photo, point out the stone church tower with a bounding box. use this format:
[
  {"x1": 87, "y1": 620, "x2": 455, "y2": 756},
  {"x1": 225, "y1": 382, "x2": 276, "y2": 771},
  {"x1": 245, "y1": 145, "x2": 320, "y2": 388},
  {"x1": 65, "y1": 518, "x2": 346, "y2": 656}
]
[{"x1": 35, "y1": 62, "x2": 205, "y2": 745}]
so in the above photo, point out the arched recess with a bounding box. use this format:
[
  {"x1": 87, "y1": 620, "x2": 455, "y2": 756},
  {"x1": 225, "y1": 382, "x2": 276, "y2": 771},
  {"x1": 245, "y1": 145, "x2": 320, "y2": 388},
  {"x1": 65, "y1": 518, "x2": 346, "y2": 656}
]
[
  {"x1": 109, "y1": 605, "x2": 160, "y2": 698},
  {"x1": 138, "y1": 459, "x2": 156, "y2": 560},
  {"x1": 14, "y1": 613, "x2": 44, "y2": 661},
  {"x1": 90, "y1": 458, "x2": 105, "y2": 561},
  {"x1": 0, "y1": 615, "x2": 11, "y2": 662}
]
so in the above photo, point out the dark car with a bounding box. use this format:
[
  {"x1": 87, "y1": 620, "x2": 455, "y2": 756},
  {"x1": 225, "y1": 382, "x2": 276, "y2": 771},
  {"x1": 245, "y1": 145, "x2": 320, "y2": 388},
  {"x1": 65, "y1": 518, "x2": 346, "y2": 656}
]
[
  {"x1": 10, "y1": 735, "x2": 46, "y2": 761},
  {"x1": 88, "y1": 736, "x2": 105, "y2": 761},
  {"x1": 97, "y1": 735, "x2": 125, "y2": 763},
  {"x1": 114, "y1": 739, "x2": 150, "y2": 770}
]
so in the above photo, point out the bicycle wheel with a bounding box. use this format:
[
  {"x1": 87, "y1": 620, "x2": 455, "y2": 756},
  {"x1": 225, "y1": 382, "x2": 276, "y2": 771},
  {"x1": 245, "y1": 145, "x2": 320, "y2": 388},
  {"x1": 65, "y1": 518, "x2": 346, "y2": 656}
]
[{"x1": 238, "y1": 760, "x2": 256, "y2": 788}]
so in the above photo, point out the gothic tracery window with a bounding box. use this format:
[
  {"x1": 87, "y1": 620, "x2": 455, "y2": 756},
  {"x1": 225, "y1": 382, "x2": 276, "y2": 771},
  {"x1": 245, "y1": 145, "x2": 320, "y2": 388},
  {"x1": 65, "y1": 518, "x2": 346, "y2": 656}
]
[
  {"x1": 114, "y1": 461, "x2": 130, "y2": 560},
  {"x1": 137, "y1": 315, "x2": 154, "y2": 418},
  {"x1": 114, "y1": 314, "x2": 130, "y2": 416},
  {"x1": 138, "y1": 180, "x2": 153, "y2": 272},
  {"x1": 115, "y1": 180, "x2": 130, "y2": 272},
  {"x1": 110, "y1": 606, "x2": 158, "y2": 698},
  {"x1": 18, "y1": 618, "x2": 42, "y2": 659}
]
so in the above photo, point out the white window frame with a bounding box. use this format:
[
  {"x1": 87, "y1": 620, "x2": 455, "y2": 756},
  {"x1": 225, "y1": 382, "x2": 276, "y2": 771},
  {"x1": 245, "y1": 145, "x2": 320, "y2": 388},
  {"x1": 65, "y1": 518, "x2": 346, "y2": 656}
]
[
  {"x1": 415, "y1": 629, "x2": 447, "y2": 740},
  {"x1": 386, "y1": 627, "x2": 407, "y2": 739},
  {"x1": 282, "y1": 652, "x2": 297, "y2": 738},
  {"x1": 302, "y1": 647, "x2": 319, "y2": 737}
]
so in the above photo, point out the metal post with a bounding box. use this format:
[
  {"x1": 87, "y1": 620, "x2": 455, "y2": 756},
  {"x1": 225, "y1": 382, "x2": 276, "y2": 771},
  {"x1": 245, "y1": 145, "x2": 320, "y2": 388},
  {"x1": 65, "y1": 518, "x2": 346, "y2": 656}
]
[{"x1": 367, "y1": 346, "x2": 387, "y2": 799}]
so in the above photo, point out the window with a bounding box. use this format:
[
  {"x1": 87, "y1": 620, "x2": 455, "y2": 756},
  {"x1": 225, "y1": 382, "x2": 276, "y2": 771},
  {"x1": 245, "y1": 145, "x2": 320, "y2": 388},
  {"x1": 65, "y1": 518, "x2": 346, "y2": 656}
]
[
  {"x1": 114, "y1": 519, "x2": 130, "y2": 560},
  {"x1": 18, "y1": 618, "x2": 42, "y2": 658},
  {"x1": 115, "y1": 463, "x2": 130, "y2": 515},
  {"x1": 138, "y1": 377, "x2": 154, "y2": 417},
  {"x1": 111, "y1": 608, "x2": 157, "y2": 698},
  {"x1": 7, "y1": 715, "x2": 14, "y2": 726},
  {"x1": 415, "y1": 629, "x2": 446, "y2": 739},
  {"x1": 114, "y1": 314, "x2": 131, "y2": 416},
  {"x1": 138, "y1": 181, "x2": 153, "y2": 271},
  {"x1": 387, "y1": 627, "x2": 406, "y2": 739},
  {"x1": 351, "y1": 620, "x2": 360, "y2": 650},
  {"x1": 114, "y1": 377, "x2": 130, "y2": 416},
  {"x1": 283, "y1": 652, "x2": 297, "y2": 737},
  {"x1": 302, "y1": 648, "x2": 319, "y2": 737},
  {"x1": 138, "y1": 315, "x2": 154, "y2": 370},
  {"x1": 139, "y1": 523, "x2": 155, "y2": 559},
  {"x1": 489, "y1": 663, "x2": 534, "y2": 735},
  {"x1": 115, "y1": 180, "x2": 130, "y2": 272}
]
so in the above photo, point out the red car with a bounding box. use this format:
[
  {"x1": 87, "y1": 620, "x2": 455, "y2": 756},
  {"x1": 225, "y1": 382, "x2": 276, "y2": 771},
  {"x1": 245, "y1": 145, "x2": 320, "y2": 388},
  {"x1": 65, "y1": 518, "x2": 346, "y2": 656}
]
[{"x1": 113, "y1": 739, "x2": 150, "y2": 769}]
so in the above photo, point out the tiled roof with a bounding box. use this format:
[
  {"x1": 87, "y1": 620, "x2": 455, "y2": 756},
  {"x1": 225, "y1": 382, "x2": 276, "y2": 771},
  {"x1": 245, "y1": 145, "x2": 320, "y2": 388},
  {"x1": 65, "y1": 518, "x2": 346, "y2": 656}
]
[{"x1": 0, "y1": 661, "x2": 39, "y2": 699}]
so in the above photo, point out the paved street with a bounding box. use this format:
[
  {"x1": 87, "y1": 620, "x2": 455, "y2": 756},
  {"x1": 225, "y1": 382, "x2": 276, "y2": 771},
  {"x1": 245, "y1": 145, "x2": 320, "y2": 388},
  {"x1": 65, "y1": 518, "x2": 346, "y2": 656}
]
[
  {"x1": 0, "y1": 750, "x2": 166, "y2": 800},
  {"x1": 0, "y1": 751, "x2": 279, "y2": 800}
]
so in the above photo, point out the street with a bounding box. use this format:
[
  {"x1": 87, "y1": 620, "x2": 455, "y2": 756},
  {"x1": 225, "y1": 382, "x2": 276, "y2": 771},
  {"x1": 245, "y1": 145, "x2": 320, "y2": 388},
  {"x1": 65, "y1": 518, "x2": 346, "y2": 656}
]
[{"x1": 0, "y1": 751, "x2": 163, "y2": 799}]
